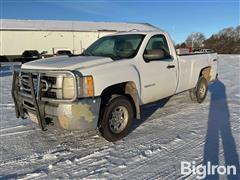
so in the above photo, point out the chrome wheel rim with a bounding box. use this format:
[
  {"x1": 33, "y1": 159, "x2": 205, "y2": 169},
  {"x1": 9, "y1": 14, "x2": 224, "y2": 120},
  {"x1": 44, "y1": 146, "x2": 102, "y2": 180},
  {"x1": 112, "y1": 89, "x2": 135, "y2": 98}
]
[
  {"x1": 109, "y1": 106, "x2": 129, "y2": 134},
  {"x1": 199, "y1": 83, "x2": 206, "y2": 98}
]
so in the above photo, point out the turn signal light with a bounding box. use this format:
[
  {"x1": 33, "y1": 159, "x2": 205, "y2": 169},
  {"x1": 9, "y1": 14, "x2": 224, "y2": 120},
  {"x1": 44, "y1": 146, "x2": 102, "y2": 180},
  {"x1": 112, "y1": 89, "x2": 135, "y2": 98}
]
[{"x1": 84, "y1": 76, "x2": 94, "y2": 97}]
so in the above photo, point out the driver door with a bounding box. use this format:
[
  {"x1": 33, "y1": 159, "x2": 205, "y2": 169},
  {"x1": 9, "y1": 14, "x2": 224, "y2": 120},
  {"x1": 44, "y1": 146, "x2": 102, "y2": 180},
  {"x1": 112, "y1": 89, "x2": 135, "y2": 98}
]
[{"x1": 139, "y1": 34, "x2": 178, "y2": 104}]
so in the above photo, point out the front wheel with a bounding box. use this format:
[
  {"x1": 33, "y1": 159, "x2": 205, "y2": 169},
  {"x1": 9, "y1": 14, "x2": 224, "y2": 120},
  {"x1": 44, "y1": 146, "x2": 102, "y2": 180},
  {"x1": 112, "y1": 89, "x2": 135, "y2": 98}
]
[
  {"x1": 99, "y1": 95, "x2": 134, "y2": 142},
  {"x1": 189, "y1": 76, "x2": 208, "y2": 103}
]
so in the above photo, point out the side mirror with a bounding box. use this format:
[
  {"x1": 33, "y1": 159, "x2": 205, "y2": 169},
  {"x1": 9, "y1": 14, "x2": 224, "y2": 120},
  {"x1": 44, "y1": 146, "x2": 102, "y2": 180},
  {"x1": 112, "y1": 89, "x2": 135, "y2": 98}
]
[
  {"x1": 143, "y1": 49, "x2": 165, "y2": 62},
  {"x1": 41, "y1": 51, "x2": 48, "y2": 55}
]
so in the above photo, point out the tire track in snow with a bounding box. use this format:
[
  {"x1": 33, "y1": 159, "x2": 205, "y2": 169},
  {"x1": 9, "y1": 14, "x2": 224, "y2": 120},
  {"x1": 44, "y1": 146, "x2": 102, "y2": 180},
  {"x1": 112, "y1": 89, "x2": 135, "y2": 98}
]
[
  {"x1": 0, "y1": 125, "x2": 26, "y2": 132},
  {"x1": 0, "y1": 131, "x2": 111, "y2": 178},
  {"x1": 0, "y1": 129, "x2": 36, "y2": 137},
  {"x1": 45, "y1": 114, "x2": 204, "y2": 179},
  {"x1": 16, "y1": 101, "x2": 205, "y2": 179},
  {"x1": 117, "y1": 135, "x2": 204, "y2": 179},
  {"x1": 0, "y1": 125, "x2": 39, "y2": 137},
  {"x1": 149, "y1": 138, "x2": 206, "y2": 180},
  {"x1": 2, "y1": 55, "x2": 240, "y2": 179},
  {"x1": 1, "y1": 94, "x2": 194, "y2": 178}
]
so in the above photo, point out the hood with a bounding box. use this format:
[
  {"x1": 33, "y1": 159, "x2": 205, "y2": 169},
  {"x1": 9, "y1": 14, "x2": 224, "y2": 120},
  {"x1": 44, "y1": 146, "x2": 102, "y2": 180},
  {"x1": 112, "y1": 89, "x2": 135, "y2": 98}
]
[{"x1": 21, "y1": 55, "x2": 113, "y2": 70}]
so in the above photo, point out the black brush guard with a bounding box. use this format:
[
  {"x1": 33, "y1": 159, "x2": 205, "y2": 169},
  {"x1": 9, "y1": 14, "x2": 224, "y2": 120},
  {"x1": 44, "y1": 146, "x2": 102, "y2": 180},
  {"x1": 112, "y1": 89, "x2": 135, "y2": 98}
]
[
  {"x1": 12, "y1": 71, "x2": 47, "y2": 130},
  {"x1": 11, "y1": 70, "x2": 78, "y2": 131}
]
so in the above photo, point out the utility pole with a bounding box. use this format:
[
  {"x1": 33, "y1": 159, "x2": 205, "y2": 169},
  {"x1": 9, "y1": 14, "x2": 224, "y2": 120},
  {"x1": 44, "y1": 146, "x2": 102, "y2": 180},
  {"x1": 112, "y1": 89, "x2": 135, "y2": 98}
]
[{"x1": 192, "y1": 36, "x2": 194, "y2": 49}]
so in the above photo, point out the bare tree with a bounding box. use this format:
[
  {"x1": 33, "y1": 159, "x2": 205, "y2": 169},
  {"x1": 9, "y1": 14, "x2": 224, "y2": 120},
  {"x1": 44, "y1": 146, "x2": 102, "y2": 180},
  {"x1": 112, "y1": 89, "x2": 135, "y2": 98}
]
[
  {"x1": 204, "y1": 26, "x2": 240, "y2": 54},
  {"x1": 185, "y1": 32, "x2": 206, "y2": 48}
]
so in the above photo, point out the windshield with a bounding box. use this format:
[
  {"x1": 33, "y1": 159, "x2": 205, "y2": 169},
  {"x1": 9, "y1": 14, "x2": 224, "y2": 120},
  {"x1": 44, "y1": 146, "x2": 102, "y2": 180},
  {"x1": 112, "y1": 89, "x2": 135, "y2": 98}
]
[{"x1": 82, "y1": 34, "x2": 145, "y2": 60}]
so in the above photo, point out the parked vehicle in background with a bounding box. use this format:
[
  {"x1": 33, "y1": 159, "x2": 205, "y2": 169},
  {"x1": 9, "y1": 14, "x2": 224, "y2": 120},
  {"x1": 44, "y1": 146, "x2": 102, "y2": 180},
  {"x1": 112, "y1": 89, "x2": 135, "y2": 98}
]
[
  {"x1": 176, "y1": 48, "x2": 191, "y2": 55},
  {"x1": 193, "y1": 48, "x2": 215, "y2": 53},
  {"x1": 55, "y1": 50, "x2": 73, "y2": 56},
  {"x1": 193, "y1": 48, "x2": 202, "y2": 53},
  {"x1": 20, "y1": 50, "x2": 47, "y2": 63},
  {"x1": 22, "y1": 50, "x2": 40, "y2": 58},
  {"x1": 200, "y1": 49, "x2": 215, "y2": 53},
  {"x1": 0, "y1": 56, "x2": 9, "y2": 67},
  {"x1": 12, "y1": 30, "x2": 218, "y2": 142},
  {"x1": 52, "y1": 48, "x2": 73, "y2": 56}
]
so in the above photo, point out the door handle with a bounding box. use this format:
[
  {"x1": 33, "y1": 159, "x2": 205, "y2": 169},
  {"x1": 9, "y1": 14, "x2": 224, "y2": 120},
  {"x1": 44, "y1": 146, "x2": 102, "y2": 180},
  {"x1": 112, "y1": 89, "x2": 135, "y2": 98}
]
[
  {"x1": 213, "y1": 59, "x2": 217, "y2": 62},
  {"x1": 167, "y1": 65, "x2": 175, "y2": 69}
]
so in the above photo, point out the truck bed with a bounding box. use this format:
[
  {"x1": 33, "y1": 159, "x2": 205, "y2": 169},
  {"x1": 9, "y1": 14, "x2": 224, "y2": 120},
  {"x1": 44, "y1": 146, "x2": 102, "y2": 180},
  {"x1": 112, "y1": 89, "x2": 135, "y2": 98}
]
[{"x1": 176, "y1": 53, "x2": 218, "y2": 93}]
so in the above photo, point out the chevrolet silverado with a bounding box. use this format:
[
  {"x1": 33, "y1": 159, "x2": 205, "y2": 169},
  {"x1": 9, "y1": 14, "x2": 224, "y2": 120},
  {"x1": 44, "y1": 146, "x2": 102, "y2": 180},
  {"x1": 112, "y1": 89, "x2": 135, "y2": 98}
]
[{"x1": 12, "y1": 30, "x2": 218, "y2": 141}]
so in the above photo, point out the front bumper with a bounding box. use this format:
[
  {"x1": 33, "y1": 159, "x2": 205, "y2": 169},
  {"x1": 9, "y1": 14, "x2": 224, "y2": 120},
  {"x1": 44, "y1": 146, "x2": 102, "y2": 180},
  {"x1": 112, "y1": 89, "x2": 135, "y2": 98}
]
[{"x1": 12, "y1": 70, "x2": 101, "y2": 130}]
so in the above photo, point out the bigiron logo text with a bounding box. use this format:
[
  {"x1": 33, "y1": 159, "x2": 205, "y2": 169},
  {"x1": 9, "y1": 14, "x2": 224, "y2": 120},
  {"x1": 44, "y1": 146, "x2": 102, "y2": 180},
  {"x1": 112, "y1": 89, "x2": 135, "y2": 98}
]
[{"x1": 181, "y1": 161, "x2": 237, "y2": 179}]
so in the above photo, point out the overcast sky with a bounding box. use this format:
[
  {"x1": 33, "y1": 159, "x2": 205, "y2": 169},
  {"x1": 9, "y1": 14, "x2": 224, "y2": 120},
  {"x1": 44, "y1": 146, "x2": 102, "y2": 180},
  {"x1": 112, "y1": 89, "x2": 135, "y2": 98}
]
[{"x1": 1, "y1": 0, "x2": 239, "y2": 43}]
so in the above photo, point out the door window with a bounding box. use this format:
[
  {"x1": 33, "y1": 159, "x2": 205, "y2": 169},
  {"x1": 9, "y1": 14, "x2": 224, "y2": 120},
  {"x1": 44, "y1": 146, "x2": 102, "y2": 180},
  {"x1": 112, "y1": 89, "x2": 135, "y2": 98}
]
[{"x1": 144, "y1": 35, "x2": 171, "y2": 61}]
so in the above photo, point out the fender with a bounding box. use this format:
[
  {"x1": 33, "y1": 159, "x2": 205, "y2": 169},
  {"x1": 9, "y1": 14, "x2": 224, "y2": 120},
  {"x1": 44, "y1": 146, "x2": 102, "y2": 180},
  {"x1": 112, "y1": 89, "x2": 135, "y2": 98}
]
[{"x1": 83, "y1": 61, "x2": 141, "y2": 98}]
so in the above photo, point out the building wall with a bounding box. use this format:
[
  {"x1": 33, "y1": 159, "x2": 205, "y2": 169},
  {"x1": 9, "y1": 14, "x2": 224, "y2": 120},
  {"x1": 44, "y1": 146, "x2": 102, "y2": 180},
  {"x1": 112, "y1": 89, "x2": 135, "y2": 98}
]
[{"x1": 0, "y1": 30, "x2": 115, "y2": 56}]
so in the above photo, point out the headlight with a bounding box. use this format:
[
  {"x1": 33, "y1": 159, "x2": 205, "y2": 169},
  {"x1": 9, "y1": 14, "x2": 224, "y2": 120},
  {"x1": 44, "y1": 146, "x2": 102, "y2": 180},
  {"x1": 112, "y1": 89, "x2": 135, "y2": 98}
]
[
  {"x1": 77, "y1": 75, "x2": 94, "y2": 98},
  {"x1": 62, "y1": 77, "x2": 75, "y2": 99},
  {"x1": 43, "y1": 73, "x2": 94, "y2": 100}
]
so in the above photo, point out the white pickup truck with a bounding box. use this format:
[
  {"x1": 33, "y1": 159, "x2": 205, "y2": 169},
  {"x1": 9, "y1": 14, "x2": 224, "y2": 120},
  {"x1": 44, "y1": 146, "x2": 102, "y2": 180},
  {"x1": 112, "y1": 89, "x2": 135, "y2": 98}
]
[{"x1": 12, "y1": 30, "x2": 218, "y2": 141}]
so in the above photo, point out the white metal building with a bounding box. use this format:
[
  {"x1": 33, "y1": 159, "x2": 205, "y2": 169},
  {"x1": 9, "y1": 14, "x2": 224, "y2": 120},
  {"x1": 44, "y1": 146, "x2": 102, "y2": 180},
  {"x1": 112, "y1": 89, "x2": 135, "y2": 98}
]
[{"x1": 0, "y1": 19, "x2": 157, "y2": 59}]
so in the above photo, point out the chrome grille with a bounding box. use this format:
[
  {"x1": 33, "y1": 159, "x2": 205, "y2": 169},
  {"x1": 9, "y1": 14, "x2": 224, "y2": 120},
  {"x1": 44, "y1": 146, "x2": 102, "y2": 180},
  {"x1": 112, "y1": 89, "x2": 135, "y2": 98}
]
[
  {"x1": 17, "y1": 70, "x2": 78, "y2": 103},
  {"x1": 19, "y1": 72, "x2": 59, "y2": 100}
]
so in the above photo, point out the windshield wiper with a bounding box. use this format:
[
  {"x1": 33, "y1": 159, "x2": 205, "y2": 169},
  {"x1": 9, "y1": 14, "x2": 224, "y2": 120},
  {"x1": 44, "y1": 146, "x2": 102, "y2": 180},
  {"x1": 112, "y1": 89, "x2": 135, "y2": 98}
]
[
  {"x1": 81, "y1": 51, "x2": 93, "y2": 56},
  {"x1": 69, "y1": 52, "x2": 88, "y2": 57},
  {"x1": 110, "y1": 55, "x2": 123, "y2": 60},
  {"x1": 70, "y1": 52, "x2": 122, "y2": 60}
]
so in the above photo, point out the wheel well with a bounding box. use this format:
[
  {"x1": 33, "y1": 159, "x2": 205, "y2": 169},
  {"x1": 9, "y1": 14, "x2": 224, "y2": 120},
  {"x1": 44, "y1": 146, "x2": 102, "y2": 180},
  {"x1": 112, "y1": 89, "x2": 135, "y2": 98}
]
[
  {"x1": 100, "y1": 82, "x2": 140, "y2": 119},
  {"x1": 199, "y1": 67, "x2": 211, "y2": 82}
]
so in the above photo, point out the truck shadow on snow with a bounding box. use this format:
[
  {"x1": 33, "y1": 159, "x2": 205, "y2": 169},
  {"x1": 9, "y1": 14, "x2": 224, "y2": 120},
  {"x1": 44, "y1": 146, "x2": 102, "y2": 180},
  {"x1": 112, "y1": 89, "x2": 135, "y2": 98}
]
[
  {"x1": 203, "y1": 80, "x2": 240, "y2": 180},
  {"x1": 130, "y1": 96, "x2": 171, "y2": 133}
]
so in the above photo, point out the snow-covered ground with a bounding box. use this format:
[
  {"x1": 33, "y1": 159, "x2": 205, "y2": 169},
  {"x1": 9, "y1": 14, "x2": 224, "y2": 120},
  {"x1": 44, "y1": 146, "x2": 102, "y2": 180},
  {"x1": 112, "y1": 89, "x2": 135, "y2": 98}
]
[{"x1": 0, "y1": 55, "x2": 239, "y2": 179}]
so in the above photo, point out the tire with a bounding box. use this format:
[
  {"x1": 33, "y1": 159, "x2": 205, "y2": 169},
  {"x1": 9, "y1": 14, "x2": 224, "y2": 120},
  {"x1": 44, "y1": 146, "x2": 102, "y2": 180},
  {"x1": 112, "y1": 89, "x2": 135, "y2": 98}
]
[
  {"x1": 189, "y1": 76, "x2": 208, "y2": 103},
  {"x1": 99, "y1": 95, "x2": 134, "y2": 142}
]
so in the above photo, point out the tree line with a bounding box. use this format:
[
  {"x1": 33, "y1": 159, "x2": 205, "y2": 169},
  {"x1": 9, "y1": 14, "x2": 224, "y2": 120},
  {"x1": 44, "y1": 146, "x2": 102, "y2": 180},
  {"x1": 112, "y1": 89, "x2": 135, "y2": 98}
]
[{"x1": 176, "y1": 26, "x2": 240, "y2": 54}]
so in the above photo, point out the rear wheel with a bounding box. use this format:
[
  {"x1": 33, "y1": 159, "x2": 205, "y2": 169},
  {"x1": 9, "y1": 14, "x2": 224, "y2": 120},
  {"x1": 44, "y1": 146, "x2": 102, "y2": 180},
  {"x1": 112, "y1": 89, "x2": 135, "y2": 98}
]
[
  {"x1": 189, "y1": 76, "x2": 208, "y2": 103},
  {"x1": 99, "y1": 95, "x2": 134, "y2": 142}
]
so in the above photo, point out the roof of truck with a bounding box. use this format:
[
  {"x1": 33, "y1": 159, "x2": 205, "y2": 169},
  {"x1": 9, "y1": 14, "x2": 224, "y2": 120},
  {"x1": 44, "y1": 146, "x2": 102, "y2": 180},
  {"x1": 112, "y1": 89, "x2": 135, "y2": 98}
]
[
  {"x1": 0, "y1": 19, "x2": 160, "y2": 32},
  {"x1": 110, "y1": 30, "x2": 165, "y2": 35}
]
